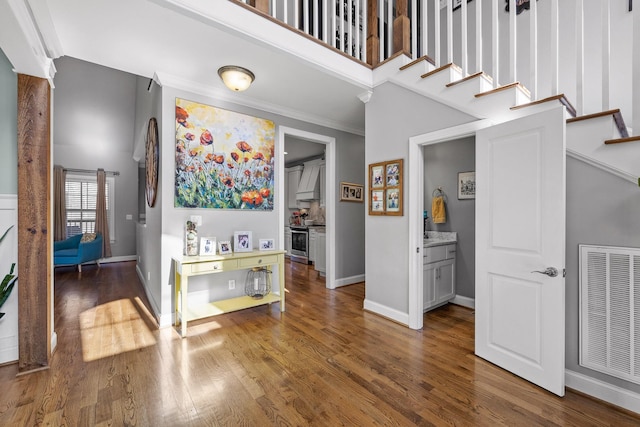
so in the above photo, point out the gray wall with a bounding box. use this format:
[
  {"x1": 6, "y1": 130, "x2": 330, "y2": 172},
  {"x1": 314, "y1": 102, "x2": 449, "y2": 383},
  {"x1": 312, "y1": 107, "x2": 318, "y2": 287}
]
[
  {"x1": 53, "y1": 57, "x2": 139, "y2": 258},
  {"x1": 365, "y1": 82, "x2": 475, "y2": 316},
  {"x1": 423, "y1": 136, "x2": 475, "y2": 299},
  {"x1": 135, "y1": 85, "x2": 365, "y2": 325},
  {"x1": 0, "y1": 49, "x2": 17, "y2": 194},
  {"x1": 566, "y1": 156, "x2": 640, "y2": 394}
]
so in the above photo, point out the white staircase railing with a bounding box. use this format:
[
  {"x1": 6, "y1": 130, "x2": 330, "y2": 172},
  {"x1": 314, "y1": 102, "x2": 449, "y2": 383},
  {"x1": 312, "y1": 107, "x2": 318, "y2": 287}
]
[{"x1": 241, "y1": 0, "x2": 637, "y2": 135}]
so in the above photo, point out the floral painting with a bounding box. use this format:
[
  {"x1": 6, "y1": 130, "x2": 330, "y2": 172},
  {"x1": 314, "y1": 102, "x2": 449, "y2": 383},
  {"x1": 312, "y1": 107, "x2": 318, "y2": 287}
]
[{"x1": 175, "y1": 98, "x2": 275, "y2": 210}]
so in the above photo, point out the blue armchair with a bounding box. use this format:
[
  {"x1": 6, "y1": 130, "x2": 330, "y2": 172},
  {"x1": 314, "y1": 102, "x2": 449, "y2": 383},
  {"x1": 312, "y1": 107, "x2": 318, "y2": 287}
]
[{"x1": 54, "y1": 233, "x2": 103, "y2": 272}]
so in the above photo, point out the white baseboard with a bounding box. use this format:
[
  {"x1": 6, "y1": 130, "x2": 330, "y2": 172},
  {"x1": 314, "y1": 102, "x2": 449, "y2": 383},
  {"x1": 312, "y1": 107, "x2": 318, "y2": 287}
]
[
  {"x1": 335, "y1": 274, "x2": 365, "y2": 288},
  {"x1": 0, "y1": 336, "x2": 18, "y2": 364},
  {"x1": 363, "y1": 299, "x2": 409, "y2": 326},
  {"x1": 452, "y1": 295, "x2": 475, "y2": 309},
  {"x1": 100, "y1": 255, "x2": 137, "y2": 264},
  {"x1": 135, "y1": 264, "x2": 164, "y2": 327},
  {"x1": 566, "y1": 369, "x2": 640, "y2": 414}
]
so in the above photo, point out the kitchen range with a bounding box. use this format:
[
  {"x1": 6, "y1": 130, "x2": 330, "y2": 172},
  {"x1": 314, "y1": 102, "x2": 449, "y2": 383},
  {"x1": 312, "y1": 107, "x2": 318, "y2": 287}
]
[{"x1": 290, "y1": 225, "x2": 310, "y2": 264}]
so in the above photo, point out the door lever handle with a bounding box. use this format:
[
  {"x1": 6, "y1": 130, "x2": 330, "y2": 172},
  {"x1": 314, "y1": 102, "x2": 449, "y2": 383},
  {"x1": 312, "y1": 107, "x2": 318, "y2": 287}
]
[{"x1": 531, "y1": 267, "x2": 559, "y2": 277}]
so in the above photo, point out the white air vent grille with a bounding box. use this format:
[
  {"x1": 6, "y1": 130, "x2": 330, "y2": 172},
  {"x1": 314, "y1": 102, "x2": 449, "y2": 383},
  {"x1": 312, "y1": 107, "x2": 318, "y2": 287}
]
[{"x1": 580, "y1": 245, "x2": 640, "y2": 384}]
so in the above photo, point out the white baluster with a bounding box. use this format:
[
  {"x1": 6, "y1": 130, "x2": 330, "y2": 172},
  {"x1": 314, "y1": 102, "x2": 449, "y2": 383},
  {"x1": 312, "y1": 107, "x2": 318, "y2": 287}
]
[
  {"x1": 421, "y1": 0, "x2": 428, "y2": 59},
  {"x1": 355, "y1": 0, "x2": 361, "y2": 59},
  {"x1": 576, "y1": 0, "x2": 584, "y2": 115},
  {"x1": 313, "y1": 0, "x2": 319, "y2": 38},
  {"x1": 601, "y1": 0, "x2": 610, "y2": 111},
  {"x1": 492, "y1": 0, "x2": 499, "y2": 87},
  {"x1": 362, "y1": 0, "x2": 367, "y2": 62},
  {"x1": 379, "y1": 0, "x2": 384, "y2": 60},
  {"x1": 283, "y1": 0, "x2": 288, "y2": 26},
  {"x1": 461, "y1": 0, "x2": 468, "y2": 75},
  {"x1": 411, "y1": 0, "x2": 417, "y2": 59},
  {"x1": 446, "y1": 0, "x2": 453, "y2": 63},
  {"x1": 331, "y1": 0, "x2": 337, "y2": 48},
  {"x1": 295, "y1": 0, "x2": 299, "y2": 30},
  {"x1": 303, "y1": 0, "x2": 309, "y2": 34},
  {"x1": 434, "y1": 0, "x2": 440, "y2": 66},
  {"x1": 387, "y1": 0, "x2": 392, "y2": 59},
  {"x1": 348, "y1": 0, "x2": 353, "y2": 56},
  {"x1": 508, "y1": 0, "x2": 516, "y2": 82},
  {"x1": 322, "y1": 0, "x2": 328, "y2": 45},
  {"x1": 550, "y1": 0, "x2": 559, "y2": 95},
  {"x1": 529, "y1": 0, "x2": 537, "y2": 99},
  {"x1": 476, "y1": 0, "x2": 483, "y2": 73},
  {"x1": 634, "y1": 0, "x2": 640, "y2": 134}
]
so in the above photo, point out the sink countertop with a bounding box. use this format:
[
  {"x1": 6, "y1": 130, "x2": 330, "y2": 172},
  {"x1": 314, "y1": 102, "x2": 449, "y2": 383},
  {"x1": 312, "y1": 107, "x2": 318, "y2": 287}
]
[{"x1": 423, "y1": 231, "x2": 457, "y2": 248}]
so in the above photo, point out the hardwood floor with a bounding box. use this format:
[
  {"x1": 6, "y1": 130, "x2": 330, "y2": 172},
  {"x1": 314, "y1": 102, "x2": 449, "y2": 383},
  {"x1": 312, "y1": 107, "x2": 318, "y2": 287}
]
[{"x1": 0, "y1": 260, "x2": 639, "y2": 426}]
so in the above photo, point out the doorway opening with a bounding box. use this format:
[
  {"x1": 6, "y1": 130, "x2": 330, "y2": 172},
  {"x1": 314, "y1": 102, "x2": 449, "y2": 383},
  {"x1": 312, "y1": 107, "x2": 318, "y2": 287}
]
[{"x1": 278, "y1": 126, "x2": 336, "y2": 289}]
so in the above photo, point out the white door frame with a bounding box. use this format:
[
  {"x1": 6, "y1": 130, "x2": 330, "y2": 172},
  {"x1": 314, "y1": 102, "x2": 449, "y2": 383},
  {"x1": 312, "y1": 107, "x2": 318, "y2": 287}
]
[
  {"x1": 407, "y1": 120, "x2": 493, "y2": 330},
  {"x1": 278, "y1": 126, "x2": 337, "y2": 289}
]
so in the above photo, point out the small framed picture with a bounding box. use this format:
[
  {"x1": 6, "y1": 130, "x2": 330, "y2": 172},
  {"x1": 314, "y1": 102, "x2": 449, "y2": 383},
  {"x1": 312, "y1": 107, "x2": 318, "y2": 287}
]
[
  {"x1": 386, "y1": 188, "x2": 401, "y2": 212},
  {"x1": 458, "y1": 171, "x2": 476, "y2": 199},
  {"x1": 219, "y1": 240, "x2": 232, "y2": 255},
  {"x1": 199, "y1": 237, "x2": 216, "y2": 256},
  {"x1": 259, "y1": 238, "x2": 275, "y2": 251},
  {"x1": 234, "y1": 231, "x2": 253, "y2": 252},
  {"x1": 340, "y1": 182, "x2": 364, "y2": 202},
  {"x1": 370, "y1": 165, "x2": 384, "y2": 188},
  {"x1": 371, "y1": 190, "x2": 385, "y2": 212},
  {"x1": 385, "y1": 162, "x2": 400, "y2": 187}
]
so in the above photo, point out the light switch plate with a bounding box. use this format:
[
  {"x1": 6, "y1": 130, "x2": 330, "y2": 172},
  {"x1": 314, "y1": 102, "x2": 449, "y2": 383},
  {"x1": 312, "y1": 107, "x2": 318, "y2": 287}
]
[
  {"x1": 126, "y1": 214, "x2": 133, "y2": 220},
  {"x1": 190, "y1": 215, "x2": 202, "y2": 226}
]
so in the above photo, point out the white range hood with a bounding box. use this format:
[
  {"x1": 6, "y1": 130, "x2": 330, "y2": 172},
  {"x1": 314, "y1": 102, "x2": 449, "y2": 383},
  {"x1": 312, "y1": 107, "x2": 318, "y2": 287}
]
[{"x1": 296, "y1": 161, "x2": 322, "y2": 201}]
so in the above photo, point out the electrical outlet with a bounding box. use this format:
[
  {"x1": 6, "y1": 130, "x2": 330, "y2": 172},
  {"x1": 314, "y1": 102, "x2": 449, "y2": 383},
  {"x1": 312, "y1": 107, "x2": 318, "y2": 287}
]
[{"x1": 228, "y1": 279, "x2": 235, "y2": 290}]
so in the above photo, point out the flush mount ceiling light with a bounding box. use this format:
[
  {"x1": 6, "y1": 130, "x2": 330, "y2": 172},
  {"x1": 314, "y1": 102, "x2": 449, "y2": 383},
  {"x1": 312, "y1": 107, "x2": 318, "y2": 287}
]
[{"x1": 217, "y1": 65, "x2": 255, "y2": 92}]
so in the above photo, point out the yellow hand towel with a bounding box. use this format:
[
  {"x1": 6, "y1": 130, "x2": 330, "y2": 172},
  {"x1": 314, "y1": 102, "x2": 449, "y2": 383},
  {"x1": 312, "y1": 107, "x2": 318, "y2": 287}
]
[{"x1": 432, "y1": 196, "x2": 446, "y2": 224}]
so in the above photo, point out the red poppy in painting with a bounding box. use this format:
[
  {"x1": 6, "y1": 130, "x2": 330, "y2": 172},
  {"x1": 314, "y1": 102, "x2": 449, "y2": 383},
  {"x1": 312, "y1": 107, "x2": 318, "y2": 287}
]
[
  {"x1": 176, "y1": 106, "x2": 189, "y2": 126},
  {"x1": 236, "y1": 141, "x2": 253, "y2": 152},
  {"x1": 231, "y1": 152, "x2": 239, "y2": 162},
  {"x1": 227, "y1": 163, "x2": 234, "y2": 169},
  {"x1": 213, "y1": 154, "x2": 224, "y2": 164},
  {"x1": 222, "y1": 176, "x2": 235, "y2": 188},
  {"x1": 200, "y1": 130, "x2": 213, "y2": 146},
  {"x1": 244, "y1": 170, "x2": 251, "y2": 177},
  {"x1": 252, "y1": 152, "x2": 265, "y2": 161},
  {"x1": 259, "y1": 188, "x2": 270, "y2": 198},
  {"x1": 241, "y1": 190, "x2": 263, "y2": 206},
  {"x1": 185, "y1": 132, "x2": 195, "y2": 141}
]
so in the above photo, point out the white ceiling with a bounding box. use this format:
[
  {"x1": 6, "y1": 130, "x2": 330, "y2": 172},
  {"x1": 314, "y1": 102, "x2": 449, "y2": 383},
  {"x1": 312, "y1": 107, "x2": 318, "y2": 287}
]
[{"x1": 9, "y1": 0, "x2": 368, "y2": 135}]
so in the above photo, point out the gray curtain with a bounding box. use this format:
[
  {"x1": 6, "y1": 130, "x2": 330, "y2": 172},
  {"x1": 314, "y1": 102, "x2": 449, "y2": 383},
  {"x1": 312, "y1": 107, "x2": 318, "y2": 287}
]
[
  {"x1": 95, "y1": 169, "x2": 112, "y2": 258},
  {"x1": 53, "y1": 165, "x2": 67, "y2": 241}
]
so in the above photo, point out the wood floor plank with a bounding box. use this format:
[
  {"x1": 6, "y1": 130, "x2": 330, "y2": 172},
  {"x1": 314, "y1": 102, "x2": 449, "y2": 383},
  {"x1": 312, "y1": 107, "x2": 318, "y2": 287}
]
[{"x1": 0, "y1": 261, "x2": 639, "y2": 425}]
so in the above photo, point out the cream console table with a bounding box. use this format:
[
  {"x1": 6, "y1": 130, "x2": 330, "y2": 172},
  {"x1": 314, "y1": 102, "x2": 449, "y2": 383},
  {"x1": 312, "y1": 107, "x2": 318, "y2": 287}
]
[{"x1": 173, "y1": 250, "x2": 286, "y2": 337}]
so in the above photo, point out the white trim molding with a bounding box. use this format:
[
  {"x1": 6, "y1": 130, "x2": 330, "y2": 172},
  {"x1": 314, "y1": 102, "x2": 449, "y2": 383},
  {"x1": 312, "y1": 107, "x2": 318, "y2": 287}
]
[
  {"x1": 334, "y1": 274, "x2": 365, "y2": 288},
  {"x1": 567, "y1": 148, "x2": 639, "y2": 186},
  {"x1": 566, "y1": 369, "x2": 640, "y2": 415},
  {"x1": 452, "y1": 295, "x2": 475, "y2": 309},
  {"x1": 363, "y1": 299, "x2": 409, "y2": 326}
]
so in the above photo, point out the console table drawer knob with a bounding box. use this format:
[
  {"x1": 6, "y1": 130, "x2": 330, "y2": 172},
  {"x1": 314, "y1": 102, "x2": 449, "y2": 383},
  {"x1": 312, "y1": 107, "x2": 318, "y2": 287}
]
[{"x1": 258, "y1": 259, "x2": 262, "y2": 264}]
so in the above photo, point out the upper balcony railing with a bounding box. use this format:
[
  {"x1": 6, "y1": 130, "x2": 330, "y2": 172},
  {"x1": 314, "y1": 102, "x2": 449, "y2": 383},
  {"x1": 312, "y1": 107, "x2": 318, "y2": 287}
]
[{"x1": 238, "y1": 0, "x2": 638, "y2": 135}]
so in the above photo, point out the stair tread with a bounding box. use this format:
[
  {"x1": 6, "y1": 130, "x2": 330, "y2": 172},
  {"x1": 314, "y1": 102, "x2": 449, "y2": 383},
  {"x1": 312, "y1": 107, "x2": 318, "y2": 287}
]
[
  {"x1": 567, "y1": 109, "x2": 628, "y2": 138},
  {"x1": 511, "y1": 94, "x2": 577, "y2": 118},
  {"x1": 604, "y1": 136, "x2": 640, "y2": 145},
  {"x1": 420, "y1": 63, "x2": 462, "y2": 79},
  {"x1": 399, "y1": 55, "x2": 436, "y2": 71},
  {"x1": 446, "y1": 72, "x2": 492, "y2": 88},
  {"x1": 475, "y1": 82, "x2": 530, "y2": 99}
]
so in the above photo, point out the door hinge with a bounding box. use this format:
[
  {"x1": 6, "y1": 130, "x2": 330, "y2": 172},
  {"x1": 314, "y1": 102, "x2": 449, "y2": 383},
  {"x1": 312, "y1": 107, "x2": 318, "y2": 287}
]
[
  {"x1": 563, "y1": 268, "x2": 566, "y2": 278},
  {"x1": 416, "y1": 247, "x2": 420, "y2": 253}
]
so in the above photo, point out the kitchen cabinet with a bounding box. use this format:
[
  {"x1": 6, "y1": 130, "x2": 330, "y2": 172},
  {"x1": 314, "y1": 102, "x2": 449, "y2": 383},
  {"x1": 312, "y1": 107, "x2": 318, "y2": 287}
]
[
  {"x1": 309, "y1": 227, "x2": 317, "y2": 263},
  {"x1": 314, "y1": 230, "x2": 326, "y2": 275},
  {"x1": 319, "y1": 162, "x2": 326, "y2": 207},
  {"x1": 284, "y1": 226, "x2": 292, "y2": 258},
  {"x1": 423, "y1": 243, "x2": 456, "y2": 311},
  {"x1": 286, "y1": 166, "x2": 310, "y2": 209}
]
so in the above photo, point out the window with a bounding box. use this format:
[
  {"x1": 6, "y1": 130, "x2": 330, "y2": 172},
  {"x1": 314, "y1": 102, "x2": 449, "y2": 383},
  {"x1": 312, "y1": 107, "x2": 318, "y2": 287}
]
[{"x1": 65, "y1": 174, "x2": 115, "y2": 241}]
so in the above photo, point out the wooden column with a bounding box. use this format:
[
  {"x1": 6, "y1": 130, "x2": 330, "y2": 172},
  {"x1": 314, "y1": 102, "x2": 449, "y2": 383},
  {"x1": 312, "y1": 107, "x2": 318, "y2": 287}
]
[
  {"x1": 248, "y1": 0, "x2": 269, "y2": 14},
  {"x1": 367, "y1": 0, "x2": 380, "y2": 66},
  {"x1": 393, "y1": 0, "x2": 410, "y2": 55},
  {"x1": 17, "y1": 74, "x2": 51, "y2": 374}
]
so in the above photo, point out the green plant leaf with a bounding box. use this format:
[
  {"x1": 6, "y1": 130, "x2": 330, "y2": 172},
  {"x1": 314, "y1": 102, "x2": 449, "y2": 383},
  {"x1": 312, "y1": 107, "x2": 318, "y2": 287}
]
[{"x1": 0, "y1": 225, "x2": 13, "y2": 245}]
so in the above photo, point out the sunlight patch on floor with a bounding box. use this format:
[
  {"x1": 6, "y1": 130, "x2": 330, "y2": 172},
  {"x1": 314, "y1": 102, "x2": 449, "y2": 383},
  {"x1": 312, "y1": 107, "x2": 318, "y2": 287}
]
[{"x1": 79, "y1": 298, "x2": 157, "y2": 361}]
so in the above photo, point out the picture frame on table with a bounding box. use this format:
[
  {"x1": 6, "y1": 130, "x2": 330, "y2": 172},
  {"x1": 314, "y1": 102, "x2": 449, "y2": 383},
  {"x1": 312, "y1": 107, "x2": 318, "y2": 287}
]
[
  {"x1": 259, "y1": 238, "x2": 275, "y2": 251},
  {"x1": 340, "y1": 182, "x2": 364, "y2": 202},
  {"x1": 234, "y1": 231, "x2": 253, "y2": 252},
  {"x1": 458, "y1": 171, "x2": 476, "y2": 199},
  {"x1": 199, "y1": 237, "x2": 216, "y2": 256},
  {"x1": 219, "y1": 240, "x2": 232, "y2": 255},
  {"x1": 368, "y1": 158, "x2": 403, "y2": 216}
]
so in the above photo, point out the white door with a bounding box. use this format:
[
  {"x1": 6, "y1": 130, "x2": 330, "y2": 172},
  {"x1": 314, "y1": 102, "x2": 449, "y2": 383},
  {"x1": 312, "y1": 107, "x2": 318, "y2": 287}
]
[{"x1": 475, "y1": 106, "x2": 566, "y2": 396}]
